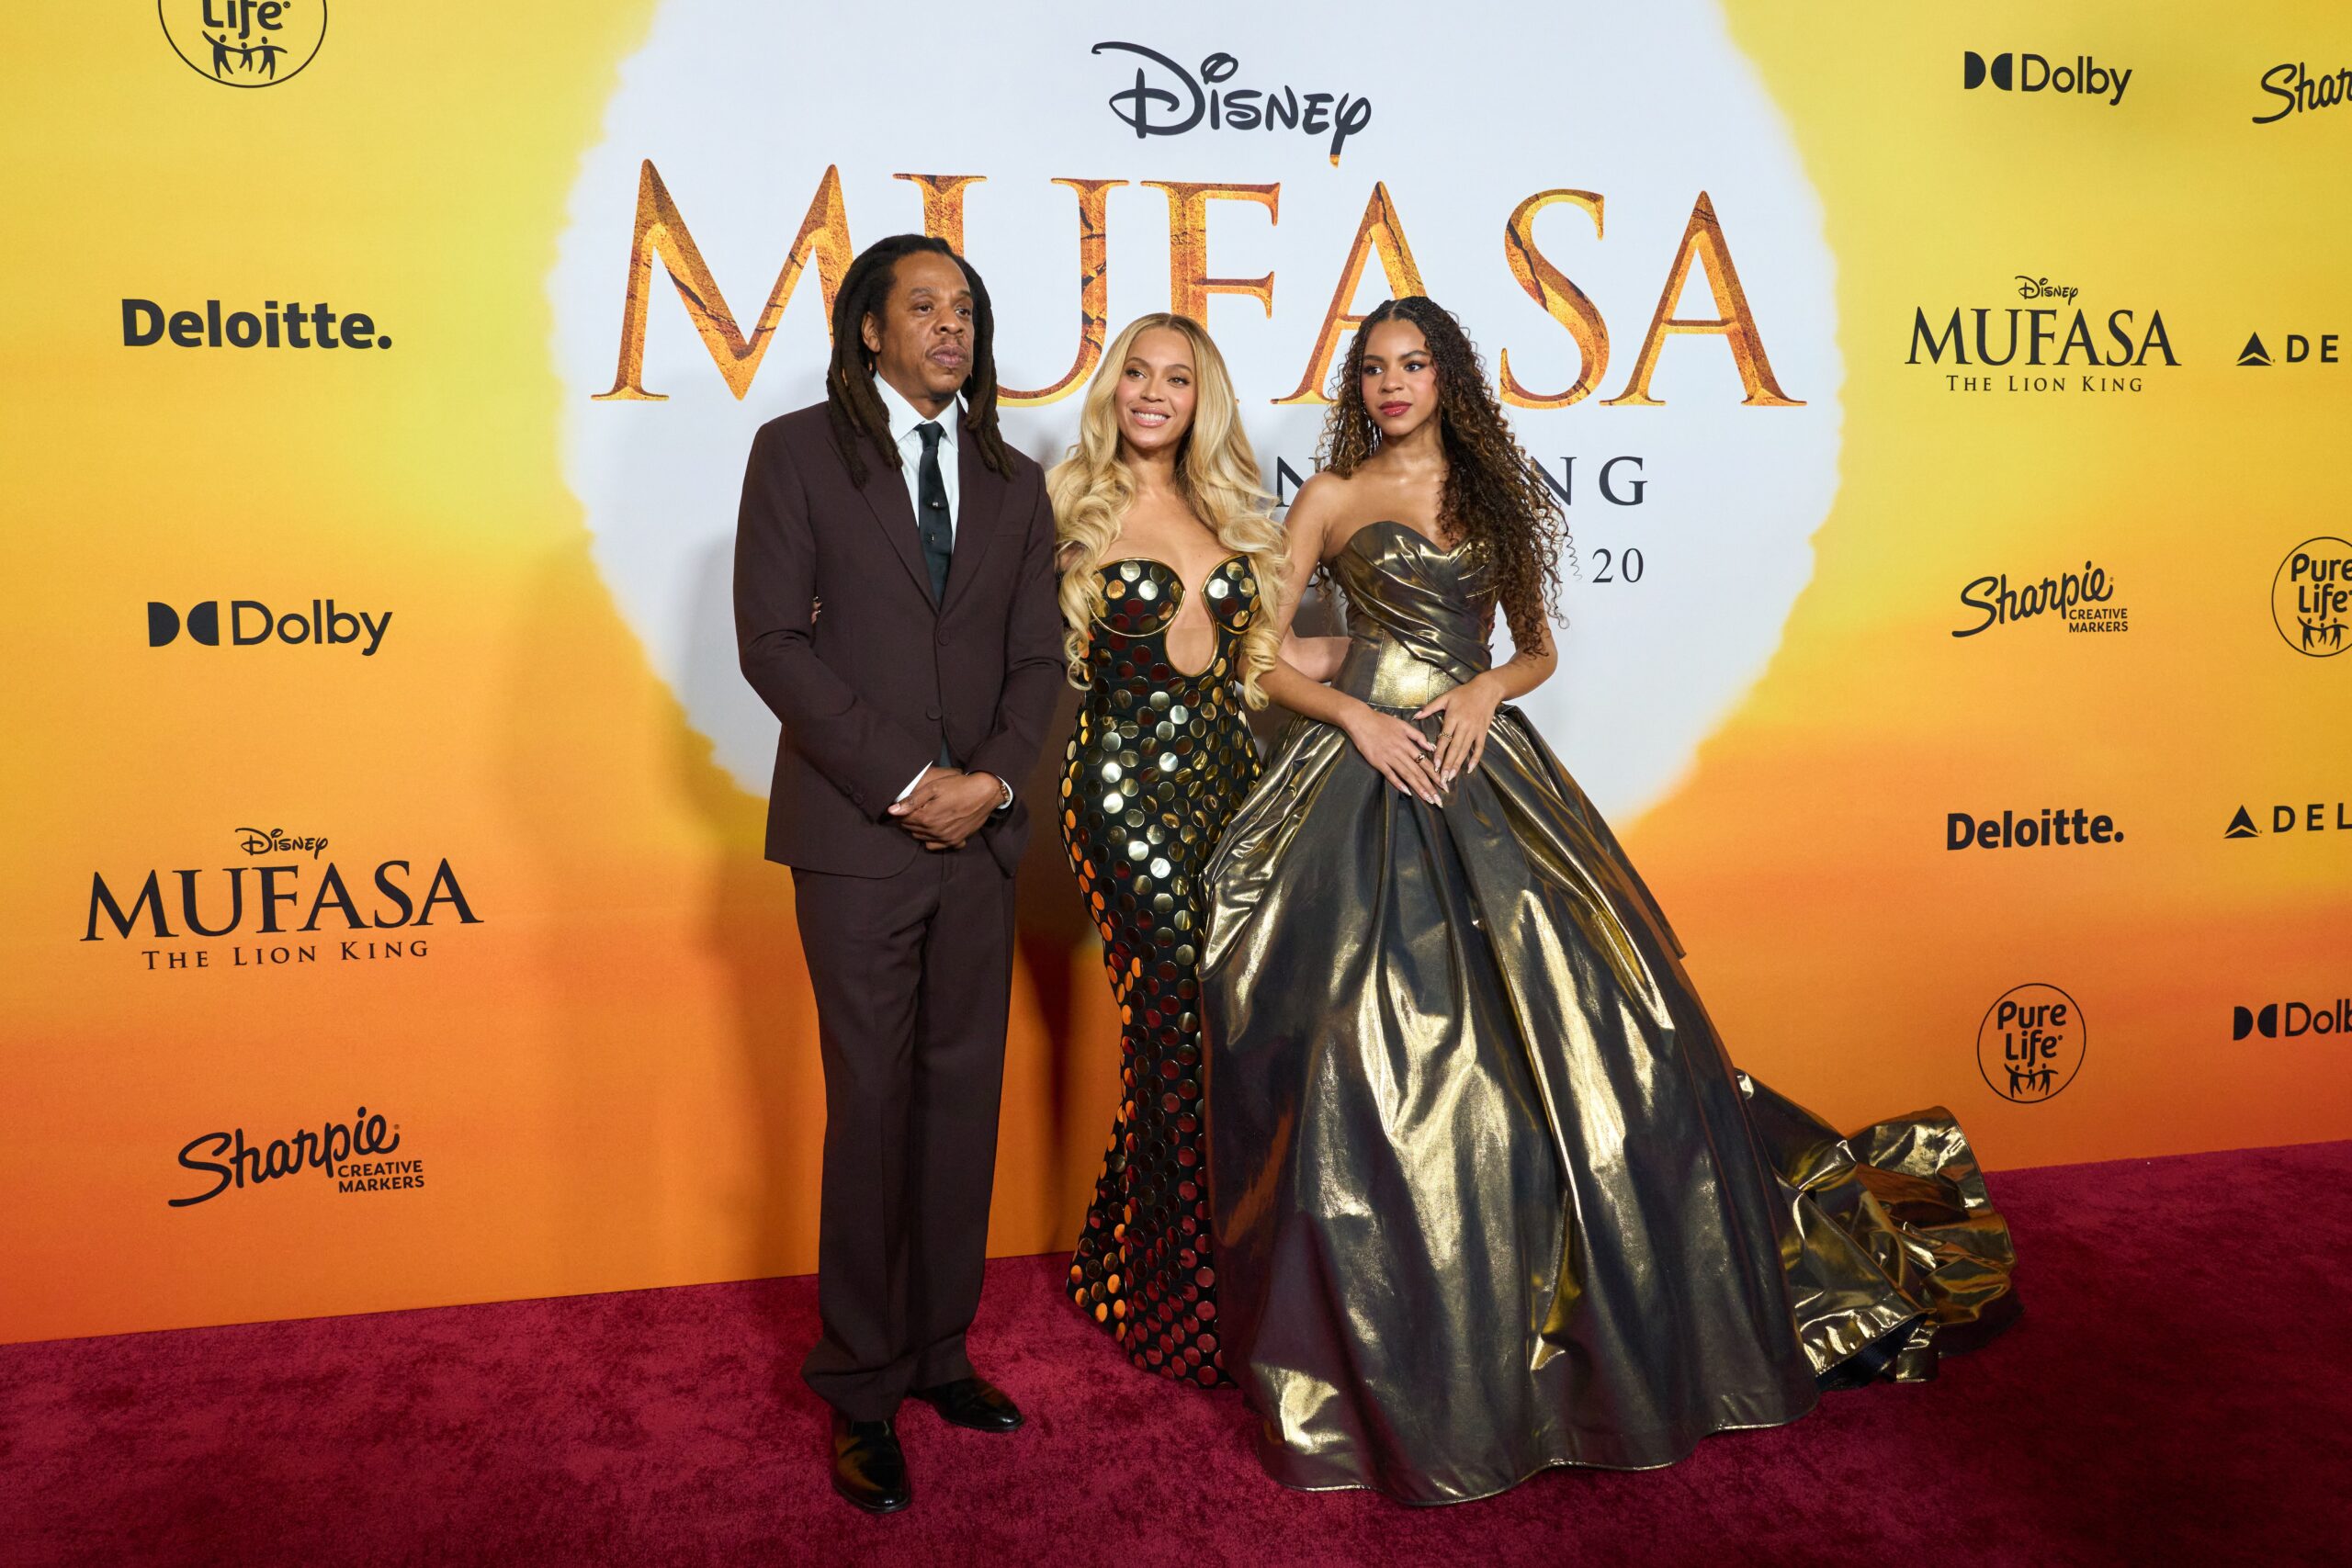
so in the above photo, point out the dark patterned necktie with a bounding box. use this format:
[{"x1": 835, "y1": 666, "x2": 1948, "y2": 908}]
[
  {"x1": 914, "y1": 420, "x2": 956, "y2": 767},
  {"x1": 914, "y1": 421, "x2": 953, "y2": 603}
]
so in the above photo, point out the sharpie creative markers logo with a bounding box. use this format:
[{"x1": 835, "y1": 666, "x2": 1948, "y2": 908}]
[
  {"x1": 171, "y1": 1104, "x2": 422, "y2": 1207},
  {"x1": 146, "y1": 599, "x2": 392, "y2": 655},
  {"x1": 1092, "y1": 42, "x2": 1373, "y2": 164},
  {"x1": 1952, "y1": 560, "x2": 2128, "y2": 637},
  {"x1": 1977, "y1": 984, "x2": 2086, "y2": 1104},
  {"x1": 159, "y1": 0, "x2": 328, "y2": 89},
  {"x1": 2253, "y1": 62, "x2": 2350, "y2": 124}
]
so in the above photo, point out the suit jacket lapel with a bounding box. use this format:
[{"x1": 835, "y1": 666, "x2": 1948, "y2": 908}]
[
  {"x1": 854, "y1": 436, "x2": 937, "y2": 606},
  {"x1": 940, "y1": 434, "x2": 1009, "y2": 617}
]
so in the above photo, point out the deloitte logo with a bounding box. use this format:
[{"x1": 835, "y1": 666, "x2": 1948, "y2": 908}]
[
  {"x1": 147, "y1": 599, "x2": 392, "y2": 656},
  {"x1": 2272, "y1": 537, "x2": 2352, "y2": 657},
  {"x1": 1947, "y1": 807, "x2": 2121, "y2": 851},
  {"x1": 159, "y1": 1, "x2": 327, "y2": 89},
  {"x1": 1962, "y1": 51, "x2": 2132, "y2": 106}
]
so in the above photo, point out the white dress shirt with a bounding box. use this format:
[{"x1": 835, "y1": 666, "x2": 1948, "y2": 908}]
[
  {"x1": 872, "y1": 377, "x2": 961, "y2": 543},
  {"x1": 870, "y1": 378, "x2": 1005, "y2": 808}
]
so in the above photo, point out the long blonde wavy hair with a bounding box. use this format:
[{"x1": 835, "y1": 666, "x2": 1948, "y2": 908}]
[{"x1": 1048, "y1": 313, "x2": 1286, "y2": 706}]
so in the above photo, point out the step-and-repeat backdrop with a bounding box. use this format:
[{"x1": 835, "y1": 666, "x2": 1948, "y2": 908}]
[{"x1": 5, "y1": 2, "x2": 2346, "y2": 1341}]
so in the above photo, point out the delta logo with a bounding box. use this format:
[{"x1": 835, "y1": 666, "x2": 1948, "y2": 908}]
[
  {"x1": 2224, "y1": 802, "x2": 2352, "y2": 838},
  {"x1": 2236, "y1": 332, "x2": 2340, "y2": 367}
]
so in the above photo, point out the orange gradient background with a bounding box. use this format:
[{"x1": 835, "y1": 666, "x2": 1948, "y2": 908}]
[{"x1": 1, "y1": 3, "x2": 2346, "y2": 1343}]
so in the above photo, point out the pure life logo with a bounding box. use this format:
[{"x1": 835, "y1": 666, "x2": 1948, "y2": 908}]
[{"x1": 1093, "y1": 42, "x2": 1373, "y2": 164}]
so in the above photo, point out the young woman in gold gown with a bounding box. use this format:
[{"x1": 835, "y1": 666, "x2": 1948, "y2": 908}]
[{"x1": 1202, "y1": 297, "x2": 2019, "y2": 1503}]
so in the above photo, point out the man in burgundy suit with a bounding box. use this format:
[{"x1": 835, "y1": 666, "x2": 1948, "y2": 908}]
[{"x1": 733, "y1": 234, "x2": 1062, "y2": 1514}]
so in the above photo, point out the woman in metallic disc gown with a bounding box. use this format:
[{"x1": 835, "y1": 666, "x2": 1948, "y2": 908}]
[
  {"x1": 1049, "y1": 314, "x2": 1329, "y2": 1385},
  {"x1": 1202, "y1": 297, "x2": 2018, "y2": 1503}
]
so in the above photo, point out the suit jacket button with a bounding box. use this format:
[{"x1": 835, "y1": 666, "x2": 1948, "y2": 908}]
[
  {"x1": 925, "y1": 705, "x2": 942, "y2": 720},
  {"x1": 936, "y1": 631, "x2": 950, "y2": 647}
]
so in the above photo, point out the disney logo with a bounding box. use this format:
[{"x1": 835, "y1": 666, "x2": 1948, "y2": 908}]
[
  {"x1": 2014, "y1": 276, "x2": 2080, "y2": 303},
  {"x1": 1093, "y1": 42, "x2": 1373, "y2": 164},
  {"x1": 237, "y1": 827, "x2": 330, "y2": 859}
]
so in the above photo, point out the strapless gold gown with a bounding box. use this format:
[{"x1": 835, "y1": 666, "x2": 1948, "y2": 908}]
[{"x1": 1202, "y1": 522, "x2": 2018, "y2": 1505}]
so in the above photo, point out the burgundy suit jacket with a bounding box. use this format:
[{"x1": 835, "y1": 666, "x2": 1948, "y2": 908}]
[{"x1": 733, "y1": 401, "x2": 1063, "y2": 877}]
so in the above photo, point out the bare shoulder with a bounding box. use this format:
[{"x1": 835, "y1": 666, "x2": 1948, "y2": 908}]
[
  {"x1": 1283, "y1": 471, "x2": 1354, "y2": 549},
  {"x1": 1289, "y1": 469, "x2": 1355, "y2": 511},
  {"x1": 1291, "y1": 470, "x2": 1387, "y2": 561}
]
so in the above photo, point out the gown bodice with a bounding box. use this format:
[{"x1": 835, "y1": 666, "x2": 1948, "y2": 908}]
[
  {"x1": 1329, "y1": 520, "x2": 1498, "y2": 711},
  {"x1": 1080, "y1": 553, "x2": 1262, "y2": 704}
]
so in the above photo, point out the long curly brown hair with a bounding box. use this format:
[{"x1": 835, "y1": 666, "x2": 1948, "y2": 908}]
[{"x1": 1317, "y1": 296, "x2": 1571, "y2": 653}]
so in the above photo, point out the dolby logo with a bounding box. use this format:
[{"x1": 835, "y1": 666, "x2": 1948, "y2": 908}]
[
  {"x1": 2224, "y1": 802, "x2": 2351, "y2": 838},
  {"x1": 147, "y1": 600, "x2": 391, "y2": 656},
  {"x1": 2233, "y1": 1000, "x2": 2350, "y2": 1040},
  {"x1": 1963, "y1": 51, "x2": 2132, "y2": 106}
]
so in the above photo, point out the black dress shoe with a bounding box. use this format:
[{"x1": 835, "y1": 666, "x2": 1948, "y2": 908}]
[
  {"x1": 830, "y1": 1411, "x2": 911, "y2": 1514},
  {"x1": 910, "y1": 1375, "x2": 1024, "y2": 1432}
]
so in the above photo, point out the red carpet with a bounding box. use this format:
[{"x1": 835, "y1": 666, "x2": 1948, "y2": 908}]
[{"x1": 4, "y1": 1140, "x2": 2347, "y2": 1568}]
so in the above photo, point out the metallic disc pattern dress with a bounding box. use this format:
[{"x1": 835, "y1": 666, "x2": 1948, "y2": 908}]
[
  {"x1": 1202, "y1": 522, "x2": 2019, "y2": 1503},
  {"x1": 1063, "y1": 554, "x2": 1264, "y2": 1386}
]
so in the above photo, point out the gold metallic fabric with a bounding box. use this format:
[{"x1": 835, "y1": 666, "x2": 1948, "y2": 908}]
[{"x1": 1202, "y1": 522, "x2": 2018, "y2": 1504}]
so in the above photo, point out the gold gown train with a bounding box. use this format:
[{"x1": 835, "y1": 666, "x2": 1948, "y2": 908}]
[{"x1": 1200, "y1": 522, "x2": 2018, "y2": 1505}]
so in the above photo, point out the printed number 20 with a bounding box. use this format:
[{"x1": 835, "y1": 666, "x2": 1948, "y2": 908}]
[{"x1": 1593, "y1": 547, "x2": 1645, "y2": 583}]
